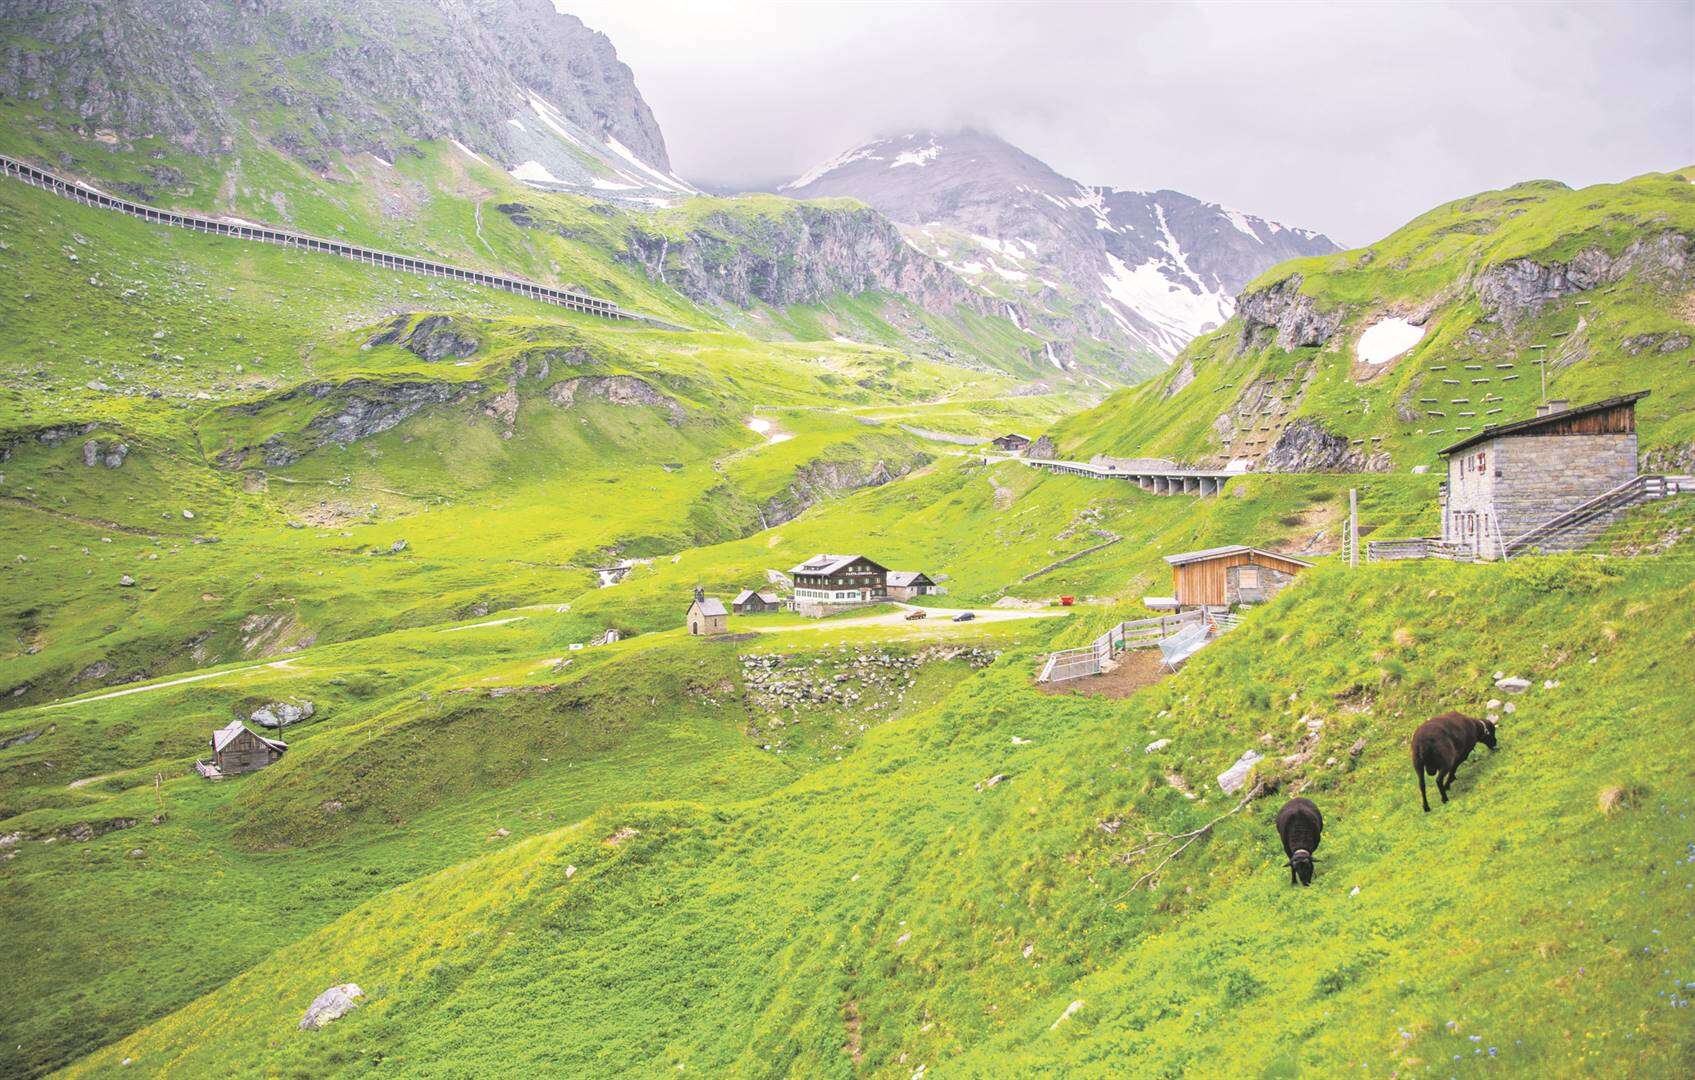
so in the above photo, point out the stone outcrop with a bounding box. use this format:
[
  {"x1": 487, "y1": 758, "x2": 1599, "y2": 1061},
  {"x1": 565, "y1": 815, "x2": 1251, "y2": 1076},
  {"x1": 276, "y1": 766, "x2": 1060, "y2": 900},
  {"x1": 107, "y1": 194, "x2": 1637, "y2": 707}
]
[
  {"x1": 1474, "y1": 232, "x2": 1693, "y2": 322},
  {"x1": 1260, "y1": 419, "x2": 1391, "y2": 473},
  {"x1": 81, "y1": 438, "x2": 129, "y2": 468},
  {"x1": 546, "y1": 375, "x2": 684, "y2": 423},
  {"x1": 1236, "y1": 275, "x2": 1341, "y2": 350},
  {"x1": 299, "y1": 984, "x2": 364, "y2": 1031},
  {"x1": 217, "y1": 379, "x2": 482, "y2": 467},
  {"x1": 761, "y1": 454, "x2": 930, "y2": 527},
  {"x1": 364, "y1": 315, "x2": 480, "y2": 362},
  {"x1": 621, "y1": 204, "x2": 991, "y2": 316},
  {"x1": 1023, "y1": 435, "x2": 1056, "y2": 459},
  {"x1": 0, "y1": 0, "x2": 671, "y2": 173}
]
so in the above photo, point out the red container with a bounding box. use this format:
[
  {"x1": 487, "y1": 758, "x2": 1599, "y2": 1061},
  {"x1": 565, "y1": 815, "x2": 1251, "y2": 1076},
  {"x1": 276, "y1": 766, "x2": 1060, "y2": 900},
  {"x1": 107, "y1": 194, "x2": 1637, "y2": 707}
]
[{"x1": 1059, "y1": 595, "x2": 1075, "y2": 606}]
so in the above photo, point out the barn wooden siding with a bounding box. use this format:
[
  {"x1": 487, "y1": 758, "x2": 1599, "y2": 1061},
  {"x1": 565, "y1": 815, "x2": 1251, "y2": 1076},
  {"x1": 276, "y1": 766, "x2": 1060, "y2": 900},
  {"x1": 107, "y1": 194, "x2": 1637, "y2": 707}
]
[{"x1": 1172, "y1": 551, "x2": 1310, "y2": 608}]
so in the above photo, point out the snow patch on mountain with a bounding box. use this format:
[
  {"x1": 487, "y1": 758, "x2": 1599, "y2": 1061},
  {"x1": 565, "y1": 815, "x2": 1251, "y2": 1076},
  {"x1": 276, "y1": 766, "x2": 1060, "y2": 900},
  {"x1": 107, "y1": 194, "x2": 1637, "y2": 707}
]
[
  {"x1": 891, "y1": 141, "x2": 942, "y2": 169},
  {"x1": 782, "y1": 144, "x2": 883, "y2": 190},
  {"x1": 511, "y1": 160, "x2": 564, "y2": 184},
  {"x1": 1357, "y1": 317, "x2": 1425, "y2": 365},
  {"x1": 1100, "y1": 253, "x2": 1232, "y2": 356}
]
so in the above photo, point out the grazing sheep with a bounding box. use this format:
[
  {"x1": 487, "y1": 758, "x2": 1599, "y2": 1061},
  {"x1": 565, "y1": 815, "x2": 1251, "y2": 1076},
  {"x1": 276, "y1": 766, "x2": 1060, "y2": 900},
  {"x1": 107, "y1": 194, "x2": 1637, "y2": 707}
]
[
  {"x1": 1412, "y1": 711, "x2": 1497, "y2": 813},
  {"x1": 1274, "y1": 797, "x2": 1323, "y2": 886}
]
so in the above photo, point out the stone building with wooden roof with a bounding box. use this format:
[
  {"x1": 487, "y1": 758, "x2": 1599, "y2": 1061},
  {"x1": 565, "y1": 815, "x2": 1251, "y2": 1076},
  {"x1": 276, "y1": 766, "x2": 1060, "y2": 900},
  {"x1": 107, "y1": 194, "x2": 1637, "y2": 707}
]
[
  {"x1": 208, "y1": 721, "x2": 286, "y2": 776},
  {"x1": 686, "y1": 588, "x2": 728, "y2": 636},
  {"x1": 1161, "y1": 546, "x2": 1313, "y2": 609},
  {"x1": 991, "y1": 433, "x2": 1032, "y2": 452},
  {"x1": 1437, "y1": 392, "x2": 1648, "y2": 559},
  {"x1": 884, "y1": 571, "x2": 936, "y2": 600}
]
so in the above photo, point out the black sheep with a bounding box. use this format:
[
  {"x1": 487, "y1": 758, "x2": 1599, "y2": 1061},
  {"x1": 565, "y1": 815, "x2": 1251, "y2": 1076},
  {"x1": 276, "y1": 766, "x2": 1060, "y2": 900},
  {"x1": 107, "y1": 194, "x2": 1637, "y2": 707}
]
[
  {"x1": 1412, "y1": 710, "x2": 1498, "y2": 813},
  {"x1": 1274, "y1": 797, "x2": 1323, "y2": 886}
]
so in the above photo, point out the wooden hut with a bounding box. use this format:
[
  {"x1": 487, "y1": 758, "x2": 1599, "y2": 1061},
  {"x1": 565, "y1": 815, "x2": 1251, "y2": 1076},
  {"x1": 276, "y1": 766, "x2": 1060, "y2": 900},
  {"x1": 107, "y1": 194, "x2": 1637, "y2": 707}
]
[
  {"x1": 732, "y1": 589, "x2": 781, "y2": 614},
  {"x1": 210, "y1": 721, "x2": 286, "y2": 776},
  {"x1": 1162, "y1": 545, "x2": 1313, "y2": 609},
  {"x1": 686, "y1": 587, "x2": 729, "y2": 635},
  {"x1": 991, "y1": 433, "x2": 1032, "y2": 452}
]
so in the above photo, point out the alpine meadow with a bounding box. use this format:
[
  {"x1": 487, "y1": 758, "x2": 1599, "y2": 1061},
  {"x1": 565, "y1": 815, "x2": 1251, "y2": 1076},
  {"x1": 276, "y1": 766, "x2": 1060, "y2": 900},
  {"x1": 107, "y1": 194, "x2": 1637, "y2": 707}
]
[{"x1": 0, "y1": 2, "x2": 1692, "y2": 1077}]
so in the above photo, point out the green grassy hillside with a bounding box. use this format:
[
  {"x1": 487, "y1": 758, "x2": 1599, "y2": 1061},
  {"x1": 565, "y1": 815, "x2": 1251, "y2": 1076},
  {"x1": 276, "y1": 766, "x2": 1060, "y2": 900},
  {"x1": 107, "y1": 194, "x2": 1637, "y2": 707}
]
[
  {"x1": 1054, "y1": 169, "x2": 1695, "y2": 471},
  {"x1": 29, "y1": 540, "x2": 1692, "y2": 1078}
]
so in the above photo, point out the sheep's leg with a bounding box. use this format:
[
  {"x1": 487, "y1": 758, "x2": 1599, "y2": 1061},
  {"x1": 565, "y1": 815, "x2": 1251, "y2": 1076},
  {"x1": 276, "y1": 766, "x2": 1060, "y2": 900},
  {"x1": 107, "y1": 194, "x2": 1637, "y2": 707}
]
[
  {"x1": 1418, "y1": 765, "x2": 1430, "y2": 813},
  {"x1": 1437, "y1": 772, "x2": 1450, "y2": 803}
]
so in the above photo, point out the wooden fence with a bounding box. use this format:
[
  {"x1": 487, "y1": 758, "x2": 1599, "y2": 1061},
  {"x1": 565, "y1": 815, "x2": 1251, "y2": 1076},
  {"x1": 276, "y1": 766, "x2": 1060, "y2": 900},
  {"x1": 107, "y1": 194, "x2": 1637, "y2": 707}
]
[{"x1": 1036, "y1": 609, "x2": 1205, "y2": 684}]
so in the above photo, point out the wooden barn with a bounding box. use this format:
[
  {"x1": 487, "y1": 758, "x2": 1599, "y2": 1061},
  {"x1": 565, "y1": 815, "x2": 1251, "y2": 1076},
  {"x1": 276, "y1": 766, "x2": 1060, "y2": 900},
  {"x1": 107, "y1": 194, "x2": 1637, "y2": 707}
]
[
  {"x1": 1438, "y1": 392, "x2": 1647, "y2": 559},
  {"x1": 991, "y1": 433, "x2": 1032, "y2": 452},
  {"x1": 209, "y1": 721, "x2": 286, "y2": 776},
  {"x1": 885, "y1": 571, "x2": 936, "y2": 600},
  {"x1": 732, "y1": 589, "x2": 781, "y2": 614},
  {"x1": 1162, "y1": 545, "x2": 1313, "y2": 609},
  {"x1": 686, "y1": 588, "x2": 728, "y2": 635}
]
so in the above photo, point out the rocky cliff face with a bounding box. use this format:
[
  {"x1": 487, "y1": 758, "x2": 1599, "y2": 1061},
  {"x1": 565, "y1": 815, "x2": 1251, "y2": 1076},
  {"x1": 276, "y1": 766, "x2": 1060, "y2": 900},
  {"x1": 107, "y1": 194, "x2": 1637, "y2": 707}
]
[
  {"x1": 780, "y1": 129, "x2": 1339, "y2": 369},
  {"x1": 1474, "y1": 232, "x2": 1693, "y2": 323},
  {"x1": 761, "y1": 454, "x2": 930, "y2": 528},
  {"x1": 623, "y1": 204, "x2": 990, "y2": 315},
  {"x1": 1235, "y1": 275, "x2": 1342, "y2": 350},
  {"x1": 0, "y1": 0, "x2": 672, "y2": 172}
]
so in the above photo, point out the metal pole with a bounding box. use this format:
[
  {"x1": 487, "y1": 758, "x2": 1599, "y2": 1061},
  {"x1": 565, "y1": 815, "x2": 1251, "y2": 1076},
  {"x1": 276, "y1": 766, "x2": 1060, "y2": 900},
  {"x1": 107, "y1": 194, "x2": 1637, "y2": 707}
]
[{"x1": 1349, "y1": 488, "x2": 1358, "y2": 568}]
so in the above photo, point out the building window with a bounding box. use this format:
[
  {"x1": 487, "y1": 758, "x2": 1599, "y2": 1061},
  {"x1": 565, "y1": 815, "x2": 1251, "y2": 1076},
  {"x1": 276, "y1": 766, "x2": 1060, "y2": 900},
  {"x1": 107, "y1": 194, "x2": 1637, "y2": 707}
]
[{"x1": 1239, "y1": 566, "x2": 1260, "y2": 589}]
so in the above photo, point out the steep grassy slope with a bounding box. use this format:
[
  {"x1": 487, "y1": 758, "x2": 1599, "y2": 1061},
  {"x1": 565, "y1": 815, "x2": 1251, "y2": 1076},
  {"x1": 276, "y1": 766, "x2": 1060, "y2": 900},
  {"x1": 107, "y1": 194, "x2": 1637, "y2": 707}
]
[
  {"x1": 2, "y1": 174, "x2": 1091, "y2": 707},
  {"x1": 0, "y1": 607, "x2": 1033, "y2": 1076},
  {"x1": 1054, "y1": 169, "x2": 1695, "y2": 471},
  {"x1": 48, "y1": 545, "x2": 1695, "y2": 1077}
]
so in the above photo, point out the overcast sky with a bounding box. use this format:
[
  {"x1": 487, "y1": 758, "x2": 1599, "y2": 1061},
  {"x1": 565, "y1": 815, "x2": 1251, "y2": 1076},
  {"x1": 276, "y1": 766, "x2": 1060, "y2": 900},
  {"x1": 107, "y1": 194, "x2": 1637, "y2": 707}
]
[{"x1": 564, "y1": 0, "x2": 1693, "y2": 246}]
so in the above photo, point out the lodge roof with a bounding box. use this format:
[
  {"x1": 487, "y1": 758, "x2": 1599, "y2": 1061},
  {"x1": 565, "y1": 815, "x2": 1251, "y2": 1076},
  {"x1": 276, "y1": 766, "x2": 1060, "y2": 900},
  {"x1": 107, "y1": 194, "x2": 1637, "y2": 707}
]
[
  {"x1": 733, "y1": 589, "x2": 778, "y2": 605},
  {"x1": 693, "y1": 596, "x2": 728, "y2": 618},
  {"x1": 1437, "y1": 391, "x2": 1649, "y2": 456},
  {"x1": 1163, "y1": 545, "x2": 1315, "y2": 568},
  {"x1": 789, "y1": 553, "x2": 879, "y2": 576}
]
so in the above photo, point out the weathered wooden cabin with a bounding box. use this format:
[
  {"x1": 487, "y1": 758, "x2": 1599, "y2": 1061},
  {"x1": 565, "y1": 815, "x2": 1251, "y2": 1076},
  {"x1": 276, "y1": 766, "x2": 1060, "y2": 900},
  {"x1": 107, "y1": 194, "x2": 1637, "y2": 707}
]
[
  {"x1": 991, "y1": 433, "x2": 1032, "y2": 452},
  {"x1": 884, "y1": 571, "x2": 936, "y2": 600},
  {"x1": 789, "y1": 554, "x2": 888, "y2": 607},
  {"x1": 210, "y1": 721, "x2": 286, "y2": 776},
  {"x1": 1438, "y1": 392, "x2": 1647, "y2": 559},
  {"x1": 732, "y1": 589, "x2": 781, "y2": 614},
  {"x1": 1163, "y1": 546, "x2": 1312, "y2": 609},
  {"x1": 686, "y1": 588, "x2": 728, "y2": 635}
]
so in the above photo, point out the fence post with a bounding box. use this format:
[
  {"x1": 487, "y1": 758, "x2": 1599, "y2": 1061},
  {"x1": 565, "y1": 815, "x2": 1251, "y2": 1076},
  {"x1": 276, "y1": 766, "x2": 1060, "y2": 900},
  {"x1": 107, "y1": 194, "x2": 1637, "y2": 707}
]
[{"x1": 1349, "y1": 488, "x2": 1358, "y2": 568}]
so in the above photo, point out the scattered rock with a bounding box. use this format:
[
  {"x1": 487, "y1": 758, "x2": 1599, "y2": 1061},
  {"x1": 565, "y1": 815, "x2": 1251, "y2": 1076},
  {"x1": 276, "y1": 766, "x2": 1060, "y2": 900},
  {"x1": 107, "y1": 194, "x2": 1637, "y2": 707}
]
[
  {"x1": 251, "y1": 699, "x2": 316, "y2": 729},
  {"x1": 1049, "y1": 999, "x2": 1086, "y2": 1030},
  {"x1": 1144, "y1": 738, "x2": 1171, "y2": 754},
  {"x1": 118, "y1": 575, "x2": 136, "y2": 587},
  {"x1": 564, "y1": 864, "x2": 576, "y2": 878},
  {"x1": 974, "y1": 773, "x2": 1009, "y2": 792},
  {"x1": 1494, "y1": 676, "x2": 1531, "y2": 694},
  {"x1": 299, "y1": 983, "x2": 363, "y2": 1030},
  {"x1": 1216, "y1": 750, "x2": 1264, "y2": 795},
  {"x1": 127, "y1": 848, "x2": 145, "y2": 859},
  {"x1": 490, "y1": 828, "x2": 510, "y2": 839},
  {"x1": 390, "y1": 539, "x2": 408, "y2": 553},
  {"x1": 604, "y1": 826, "x2": 639, "y2": 846}
]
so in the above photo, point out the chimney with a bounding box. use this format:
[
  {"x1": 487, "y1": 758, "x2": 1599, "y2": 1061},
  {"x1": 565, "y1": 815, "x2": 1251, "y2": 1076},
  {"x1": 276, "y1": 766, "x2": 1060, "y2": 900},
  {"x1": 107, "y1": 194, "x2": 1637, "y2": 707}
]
[{"x1": 1536, "y1": 399, "x2": 1570, "y2": 417}]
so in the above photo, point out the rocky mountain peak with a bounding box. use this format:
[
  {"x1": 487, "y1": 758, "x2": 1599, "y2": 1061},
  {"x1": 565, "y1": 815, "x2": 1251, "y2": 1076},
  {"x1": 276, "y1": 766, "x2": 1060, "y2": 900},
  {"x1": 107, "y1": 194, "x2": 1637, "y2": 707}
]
[{"x1": 782, "y1": 129, "x2": 1340, "y2": 365}]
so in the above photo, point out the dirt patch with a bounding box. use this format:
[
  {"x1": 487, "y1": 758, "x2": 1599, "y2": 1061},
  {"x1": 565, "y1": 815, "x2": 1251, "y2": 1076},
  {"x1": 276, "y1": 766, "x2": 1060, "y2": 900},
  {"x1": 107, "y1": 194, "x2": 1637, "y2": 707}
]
[
  {"x1": 842, "y1": 999, "x2": 864, "y2": 1064},
  {"x1": 1037, "y1": 648, "x2": 1169, "y2": 699}
]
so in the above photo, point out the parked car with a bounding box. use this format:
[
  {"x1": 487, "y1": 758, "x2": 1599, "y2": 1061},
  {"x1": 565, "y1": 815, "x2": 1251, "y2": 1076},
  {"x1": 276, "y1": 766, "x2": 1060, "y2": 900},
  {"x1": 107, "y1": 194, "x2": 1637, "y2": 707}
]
[
  {"x1": 905, "y1": 610, "x2": 928, "y2": 621},
  {"x1": 952, "y1": 612, "x2": 976, "y2": 622}
]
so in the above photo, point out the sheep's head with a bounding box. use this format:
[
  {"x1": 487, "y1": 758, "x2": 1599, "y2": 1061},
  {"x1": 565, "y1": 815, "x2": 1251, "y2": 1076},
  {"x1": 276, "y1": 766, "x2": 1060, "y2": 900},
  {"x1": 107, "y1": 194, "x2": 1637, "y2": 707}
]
[
  {"x1": 1478, "y1": 717, "x2": 1498, "y2": 751},
  {"x1": 1287, "y1": 850, "x2": 1315, "y2": 886}
]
